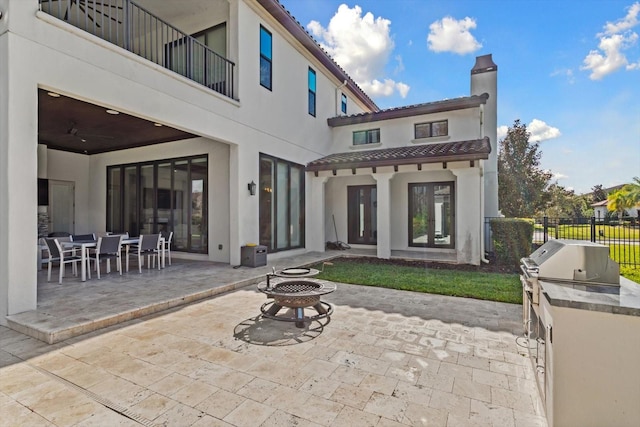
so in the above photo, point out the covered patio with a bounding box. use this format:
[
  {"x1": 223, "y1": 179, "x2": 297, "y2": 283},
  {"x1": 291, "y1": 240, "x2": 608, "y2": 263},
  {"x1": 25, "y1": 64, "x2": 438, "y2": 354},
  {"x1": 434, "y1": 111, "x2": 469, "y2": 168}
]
[{"x1": 9, "y1": 251, "x2": 338, "y2": 344}]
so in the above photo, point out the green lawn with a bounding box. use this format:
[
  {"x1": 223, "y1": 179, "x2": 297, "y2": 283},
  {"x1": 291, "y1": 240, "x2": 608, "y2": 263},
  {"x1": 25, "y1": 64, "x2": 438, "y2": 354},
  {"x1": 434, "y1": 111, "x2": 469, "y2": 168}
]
[
  {"x1": 312, "y1": 259, "x2": 522, "y2": 304},
  {"x1": 311, "y1": 256, "x2": 640, "y2": 305},
  {"x1": 534, "y1": 224, "x2": 640, "y2": 240}
]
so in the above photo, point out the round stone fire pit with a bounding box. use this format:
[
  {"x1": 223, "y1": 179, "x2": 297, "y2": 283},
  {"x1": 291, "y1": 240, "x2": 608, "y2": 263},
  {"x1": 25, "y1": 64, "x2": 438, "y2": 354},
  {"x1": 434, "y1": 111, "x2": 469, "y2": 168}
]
[{"x1": 257, "y1": 277, "x2": 336, "y2": 328}]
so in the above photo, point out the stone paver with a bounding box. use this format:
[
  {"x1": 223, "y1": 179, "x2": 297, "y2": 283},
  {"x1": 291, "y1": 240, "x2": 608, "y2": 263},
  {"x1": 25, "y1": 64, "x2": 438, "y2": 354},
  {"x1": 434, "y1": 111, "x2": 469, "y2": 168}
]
[{"x1": 0, "y1": 282, "x2": 546, "y2": 426}]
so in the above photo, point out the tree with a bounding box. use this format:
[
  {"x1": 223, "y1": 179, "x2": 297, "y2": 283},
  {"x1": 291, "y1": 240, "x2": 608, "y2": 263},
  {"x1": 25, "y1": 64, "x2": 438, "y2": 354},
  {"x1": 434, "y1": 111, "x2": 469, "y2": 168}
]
[
  {"x1": 590, "y1": 184, "x2": 607, "y2": 203},
  {"x1": 607, "y1": 177, "x2": 640, "y2": 219},
  {"x1": 540, "y1": 183, "x2": 590, "y2": 218},
  {"x1": 498, "y1": 119, "x2": 552, "y2": 217}
]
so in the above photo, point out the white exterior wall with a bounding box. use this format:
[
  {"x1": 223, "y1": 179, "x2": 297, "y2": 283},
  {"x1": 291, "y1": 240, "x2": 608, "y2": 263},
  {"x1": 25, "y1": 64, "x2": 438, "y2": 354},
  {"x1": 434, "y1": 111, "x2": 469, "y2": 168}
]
[
  {"x1": 330, "y1": 108, "x2": 482, "y2": 152},
  {"x1": 320, "y1": 163, "x2": 482, "y2": 264},
  {"x1": 471, "y1": 68, "x2": 498, "y2": 217},
  {"x1": 0, "y1": 0, "x2": 493, "y2": 321},
  {"x1": 0, "y1": 0, "x2": 370, "y2": 320}
]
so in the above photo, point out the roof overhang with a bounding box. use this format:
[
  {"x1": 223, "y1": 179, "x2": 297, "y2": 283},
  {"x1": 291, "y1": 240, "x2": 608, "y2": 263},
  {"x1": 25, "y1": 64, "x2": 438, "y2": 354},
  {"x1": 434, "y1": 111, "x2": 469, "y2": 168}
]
[
  {"x1": 306, "y1": 137, "x2": 491, "y2": 173},
  {"x1": 328, "y1": 94, "x2": 489, "y2": 127}
]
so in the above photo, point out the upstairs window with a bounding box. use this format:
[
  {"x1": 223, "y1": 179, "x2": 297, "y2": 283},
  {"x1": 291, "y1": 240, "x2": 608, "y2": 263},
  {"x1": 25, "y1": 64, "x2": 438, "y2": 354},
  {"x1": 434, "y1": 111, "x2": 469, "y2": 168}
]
[
  {"x1": 341, "y1": 93, "x2": 347, "y2": 114},
  {"x1": 353, "y1": 129, "x2": 380, "y2": 145},
  {"x1": 415, "y1": 120, "x2": 448, "y2": 139},
  {"x1": 308, "y1": 68, "x2": 316, "y2": 116},
  {"x1": 260, "y1": 26, "x2": 272, "y2": 90}
]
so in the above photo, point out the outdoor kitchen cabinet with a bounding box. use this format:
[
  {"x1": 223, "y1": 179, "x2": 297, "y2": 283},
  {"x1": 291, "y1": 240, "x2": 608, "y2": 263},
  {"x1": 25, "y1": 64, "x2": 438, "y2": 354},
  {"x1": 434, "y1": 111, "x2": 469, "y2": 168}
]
[
  {"x1": 520, "y1": 240, "x2": 640, "y2": 427},
  {"x1": 535, "y1": 279, "x2": 640, "y2": 427}
]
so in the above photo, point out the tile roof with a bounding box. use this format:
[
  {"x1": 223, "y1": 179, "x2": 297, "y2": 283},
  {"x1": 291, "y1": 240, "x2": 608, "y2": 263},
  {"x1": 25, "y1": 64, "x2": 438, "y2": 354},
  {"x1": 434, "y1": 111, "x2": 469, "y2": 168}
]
[
  {"x1": 306, "y1": 137, "x2": 491, "y2": 172},
  {"x1": 328, "y1": 94, "x2": 489, "y2": 127}
]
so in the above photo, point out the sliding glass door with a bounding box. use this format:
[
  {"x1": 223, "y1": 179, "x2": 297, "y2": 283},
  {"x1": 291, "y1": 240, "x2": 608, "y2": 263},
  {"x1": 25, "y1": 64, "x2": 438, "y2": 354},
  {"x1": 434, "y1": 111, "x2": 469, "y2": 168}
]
[
  {"x1": 107, "y1": 155, "x2": 208, "y2": 253},
  {"x1": 259, "y1": 154, "x2": 305, "y2": 252}
]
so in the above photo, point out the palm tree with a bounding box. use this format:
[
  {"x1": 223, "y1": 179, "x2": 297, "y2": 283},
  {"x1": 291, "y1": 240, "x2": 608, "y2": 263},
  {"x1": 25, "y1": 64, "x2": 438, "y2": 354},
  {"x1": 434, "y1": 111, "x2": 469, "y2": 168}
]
[{"x1": 607, "y1": 177, "x2": 640, "y2": 220}]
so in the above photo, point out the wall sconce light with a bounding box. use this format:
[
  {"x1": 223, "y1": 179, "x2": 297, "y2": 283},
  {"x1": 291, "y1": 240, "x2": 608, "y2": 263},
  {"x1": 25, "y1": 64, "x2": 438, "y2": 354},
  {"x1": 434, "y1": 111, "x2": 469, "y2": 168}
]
[{"x1": 248, "y1": 180, "x2": 257, "y2": 196}]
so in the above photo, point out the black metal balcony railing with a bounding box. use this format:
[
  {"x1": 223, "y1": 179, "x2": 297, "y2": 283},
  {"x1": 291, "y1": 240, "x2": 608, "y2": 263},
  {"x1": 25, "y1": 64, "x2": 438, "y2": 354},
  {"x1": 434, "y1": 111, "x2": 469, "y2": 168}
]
[{"x1": 39, "y1": 0, "x2": 235, "y2": 99}]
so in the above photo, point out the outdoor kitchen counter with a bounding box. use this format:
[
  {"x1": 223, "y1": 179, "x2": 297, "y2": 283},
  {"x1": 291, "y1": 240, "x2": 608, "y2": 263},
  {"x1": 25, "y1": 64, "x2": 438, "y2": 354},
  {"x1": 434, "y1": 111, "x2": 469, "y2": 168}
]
[{"x1": 540, "y1": 276, "x2": 640, "y2": 316}]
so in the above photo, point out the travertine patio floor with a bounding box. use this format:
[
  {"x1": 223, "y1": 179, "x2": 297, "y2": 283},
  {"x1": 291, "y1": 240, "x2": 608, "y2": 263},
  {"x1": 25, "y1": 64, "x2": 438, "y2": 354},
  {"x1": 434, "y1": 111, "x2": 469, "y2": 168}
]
[{"x1": 1, "y1": 277, "x2": 547, "y2": 426}]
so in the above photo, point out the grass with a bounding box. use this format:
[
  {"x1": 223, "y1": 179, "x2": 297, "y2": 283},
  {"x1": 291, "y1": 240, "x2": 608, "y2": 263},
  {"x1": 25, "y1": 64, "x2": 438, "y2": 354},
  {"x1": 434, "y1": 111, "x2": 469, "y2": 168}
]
[
  {"x1": 312, "y1": 259, "x2": 522, "y2": 304},
  {"x1": 534, "y1": 224, "x2": 640, "y2": 240},
  {"x1": 621, "y1": 266, "x2": 640, "y2": 283}
]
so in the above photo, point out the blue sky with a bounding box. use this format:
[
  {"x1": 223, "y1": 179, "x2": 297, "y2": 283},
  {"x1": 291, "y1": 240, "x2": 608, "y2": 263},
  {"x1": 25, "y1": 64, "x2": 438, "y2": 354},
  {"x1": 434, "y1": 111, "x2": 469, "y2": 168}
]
[{"x1": 280, "y1": 0, "x2": 640, "y2": 194}]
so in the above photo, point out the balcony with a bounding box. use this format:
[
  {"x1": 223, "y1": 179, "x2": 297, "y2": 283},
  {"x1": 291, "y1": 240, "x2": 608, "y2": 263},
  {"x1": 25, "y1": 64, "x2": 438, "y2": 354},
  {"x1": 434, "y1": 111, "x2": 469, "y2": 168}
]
[{"x1": 39, "y1": 0, "x2": 235, "y2": 100}]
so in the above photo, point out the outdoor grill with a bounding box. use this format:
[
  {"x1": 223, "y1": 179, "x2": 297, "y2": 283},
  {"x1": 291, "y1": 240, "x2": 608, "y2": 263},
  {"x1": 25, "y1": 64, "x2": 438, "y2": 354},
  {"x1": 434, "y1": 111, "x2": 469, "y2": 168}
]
[{"x1": 520, "y1": 239, "x2": 620, "y2": 303}]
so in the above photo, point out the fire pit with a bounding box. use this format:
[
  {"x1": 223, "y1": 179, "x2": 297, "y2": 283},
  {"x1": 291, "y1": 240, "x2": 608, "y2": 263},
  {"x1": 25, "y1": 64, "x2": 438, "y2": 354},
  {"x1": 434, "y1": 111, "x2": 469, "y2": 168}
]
[
  {"x1": 273, "y1": 267, "x2": 321, "y2": 278},
  {"x1": 257, "y1": 276, "x2": 336, "y2": 328}
]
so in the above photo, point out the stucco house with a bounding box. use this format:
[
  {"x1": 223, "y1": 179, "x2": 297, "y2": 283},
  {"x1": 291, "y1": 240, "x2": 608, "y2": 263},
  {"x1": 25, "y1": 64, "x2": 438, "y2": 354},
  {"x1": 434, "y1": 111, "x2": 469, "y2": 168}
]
[
  {"x1": 592, "y1": 200, "x2": 639, "y2": 220},
  {"x1": 0, "y1": 0, "x2": 498, "y2": 322}
]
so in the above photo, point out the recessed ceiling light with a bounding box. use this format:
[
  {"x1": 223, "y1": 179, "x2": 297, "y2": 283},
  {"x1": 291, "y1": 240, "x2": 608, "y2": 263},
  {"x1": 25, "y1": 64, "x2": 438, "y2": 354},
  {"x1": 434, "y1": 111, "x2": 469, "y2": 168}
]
[
  {"x1": 153, "y1": 123, "x2": 163, "y2": 127},
  {"x1": 106, "y1": 109, "x2": 120, "y2": 115},
  {"x1": 47, "y1": 92, "x2": 61, "y2": 97}
]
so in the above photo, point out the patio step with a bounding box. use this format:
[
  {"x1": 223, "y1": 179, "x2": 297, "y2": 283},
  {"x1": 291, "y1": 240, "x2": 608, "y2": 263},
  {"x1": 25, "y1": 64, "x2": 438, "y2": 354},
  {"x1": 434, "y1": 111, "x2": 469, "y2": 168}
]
[{"x1": 6, "y1": 277, "x2": 260, "y2": 344}]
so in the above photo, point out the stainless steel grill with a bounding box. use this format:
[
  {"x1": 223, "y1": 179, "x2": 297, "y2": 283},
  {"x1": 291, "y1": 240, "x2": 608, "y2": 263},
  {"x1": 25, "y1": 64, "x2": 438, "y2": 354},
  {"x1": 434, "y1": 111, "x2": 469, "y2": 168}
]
[{"x1": 520, "y1": 239, "x2": 619, "y2": 287}]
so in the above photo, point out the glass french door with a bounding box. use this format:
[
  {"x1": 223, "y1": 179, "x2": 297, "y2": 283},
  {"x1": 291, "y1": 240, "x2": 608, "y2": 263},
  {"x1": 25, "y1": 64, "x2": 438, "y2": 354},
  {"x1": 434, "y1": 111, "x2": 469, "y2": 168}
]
[
  {"x1": 107, "y1": 155, "x2": 208, "y2": 253},
  {"x1": 408, "y1": 182, "x2": 454, "y2": 248},
  {"x1": 347, "y1": 185, "x2": 377, "y2": 245}
]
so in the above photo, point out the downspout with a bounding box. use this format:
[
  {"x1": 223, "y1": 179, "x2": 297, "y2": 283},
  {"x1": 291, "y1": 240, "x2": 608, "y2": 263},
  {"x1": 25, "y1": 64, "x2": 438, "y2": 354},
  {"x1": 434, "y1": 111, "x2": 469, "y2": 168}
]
[
  {"x1": 480, "y1": 165, "x2": 490, "y2": 264},
  {"x1": 479, "y1": 105, "x2": 490, "y2": 264},
  {"x1": 335, "y1": 80, "x2": 347, "y2": 116}
]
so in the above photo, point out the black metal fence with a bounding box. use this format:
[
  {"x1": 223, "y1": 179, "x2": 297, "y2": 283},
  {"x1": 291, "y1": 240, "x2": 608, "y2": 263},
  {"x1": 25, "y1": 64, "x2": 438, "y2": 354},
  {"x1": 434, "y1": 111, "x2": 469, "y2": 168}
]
[{"x1": 485, "y1": 216, "x2": 640, "y2": 267}]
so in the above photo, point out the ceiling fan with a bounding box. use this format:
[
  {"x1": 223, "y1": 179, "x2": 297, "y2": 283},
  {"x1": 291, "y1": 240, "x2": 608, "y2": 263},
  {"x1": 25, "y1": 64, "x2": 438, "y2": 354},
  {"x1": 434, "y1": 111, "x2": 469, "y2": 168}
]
[{"x1": 67, "y1": 120, "x2": 115, "y2": 143}]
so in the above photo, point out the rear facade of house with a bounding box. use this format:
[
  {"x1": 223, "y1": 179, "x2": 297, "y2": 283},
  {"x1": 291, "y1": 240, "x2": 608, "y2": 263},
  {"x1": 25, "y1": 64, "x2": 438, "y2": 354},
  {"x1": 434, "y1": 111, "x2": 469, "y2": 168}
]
[{"x1": 0, "y1": 0, "x2": 498, "y2": 322}]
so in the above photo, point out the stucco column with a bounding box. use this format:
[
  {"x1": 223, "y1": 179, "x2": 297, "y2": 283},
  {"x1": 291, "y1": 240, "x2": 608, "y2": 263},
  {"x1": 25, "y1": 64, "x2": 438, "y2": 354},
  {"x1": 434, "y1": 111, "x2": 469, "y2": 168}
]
[
  {"x1": 451, "y1": 168, "x2": 482, "y2": 265},
  {"x1": 373, "y1": 172, "x2": 394, "y2": 259},
  {"x1": 306, "y1": 175, "x2": 328, "y2": 253},
  {"x1": 0, "y1": 29, "x2": 39, "y2": 322}
]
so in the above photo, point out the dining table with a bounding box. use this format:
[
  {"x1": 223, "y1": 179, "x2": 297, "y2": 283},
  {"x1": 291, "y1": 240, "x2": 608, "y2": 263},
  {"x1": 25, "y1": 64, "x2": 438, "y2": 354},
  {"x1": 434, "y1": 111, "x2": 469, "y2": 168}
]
[{"x1": 62, "y1": 236, "x2": 164, "y2": 282}]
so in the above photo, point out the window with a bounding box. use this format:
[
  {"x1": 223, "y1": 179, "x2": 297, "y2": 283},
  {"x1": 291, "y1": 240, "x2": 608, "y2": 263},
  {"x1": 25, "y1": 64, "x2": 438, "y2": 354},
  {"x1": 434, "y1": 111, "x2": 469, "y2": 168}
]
[
  {"x1": 308, "y1": 68, "x2": 316, "y2": 116},
  {"x1": 259, "y1": 154, "x2": 305, "y2": 252},
  {"x1": 260, "y1": 26, "x2": 272, "y2": 89},
  {"x1": 353, "y1": 129, "x2": 380, "y2": 145},
  {"x1": 107, "y1": 155, "x2": 208, "y2": 253},
  {"x1": 415, "y1": 120, "x2": 448, "y2": 139},
  {"x1": 341, "y1": 93, "x2": 347, "y2": 114},
  {"x1": 408, "y1": 182, "x2": 454, "y2": 248}
]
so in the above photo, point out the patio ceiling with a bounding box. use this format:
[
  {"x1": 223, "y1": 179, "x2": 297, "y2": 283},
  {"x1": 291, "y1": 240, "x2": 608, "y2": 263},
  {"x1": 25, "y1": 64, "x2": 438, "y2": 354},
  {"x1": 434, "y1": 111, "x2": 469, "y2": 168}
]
[{"x1": 38, "y1": 89, "x2": 197, "y2": 155}]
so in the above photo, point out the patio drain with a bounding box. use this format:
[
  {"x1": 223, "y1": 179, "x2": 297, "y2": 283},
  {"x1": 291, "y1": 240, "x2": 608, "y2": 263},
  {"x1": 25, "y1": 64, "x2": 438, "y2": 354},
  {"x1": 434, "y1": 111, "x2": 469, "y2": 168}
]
[{"x1": 29, "y1": 363, "x2": 159, "y2": 427}]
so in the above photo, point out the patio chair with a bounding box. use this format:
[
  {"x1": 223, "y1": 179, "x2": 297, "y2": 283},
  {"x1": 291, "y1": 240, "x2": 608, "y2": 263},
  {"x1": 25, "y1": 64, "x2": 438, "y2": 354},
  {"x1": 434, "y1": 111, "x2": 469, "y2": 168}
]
[
  {"x1": 87, "y1": 235, "x2": 123, "y2": 279},
  {"x1": 108, "y1": 231, "x2": 129, "y2": 238},
  {"x1": 71, "y1": 233, "x2": 96, "y2": 242},
  {"x1": 128, "y1": 234, "x2": 161, "y2": 273},
  {"x1": 44, "y1": 238, "x2": 83, "y2": 284},
  {"x1": 160, "y1": 231, "x2": 174, "y2": 266}
]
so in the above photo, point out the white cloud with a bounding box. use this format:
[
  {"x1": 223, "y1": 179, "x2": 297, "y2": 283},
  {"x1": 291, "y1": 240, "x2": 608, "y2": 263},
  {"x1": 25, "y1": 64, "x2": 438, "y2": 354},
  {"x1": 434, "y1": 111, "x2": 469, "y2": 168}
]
[
  {"x1": 581, "y1": 2, "x2": 640, "y2": 80},
  {"x1": 581, "y1": 33, "x2": 638, "y2": 79},
  {"x1": 497, "y1": 125, "x2": 508, "y2": 141},
  {"x1": 550, "y1": 68, "x2": 575, "y2": 84},
  {"x1": 528, "y1": 119, "x2": 562, "y2": 142},
  {"x1": 603, "y1": 2, "x2": 640, "y2": 34},
  {"x1": 496, "y1": 120, "x2": 560, "y2": 142},
  {"x1": 553, "y1": 172, "x2": 568, "y2": 180},
  {"x1": 427, "y1": 16, "x2": 482, "y2": 54},
  {"x1": 307, "y1": 4, "x2": 410, "y2": 98}
]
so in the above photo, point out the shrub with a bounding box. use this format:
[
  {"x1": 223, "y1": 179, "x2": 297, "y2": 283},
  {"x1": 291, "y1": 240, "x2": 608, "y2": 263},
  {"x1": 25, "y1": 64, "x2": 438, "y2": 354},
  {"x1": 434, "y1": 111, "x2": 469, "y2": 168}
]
[{"x1": 490, "y1": 218, "x2": 534, "y2": 267}]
